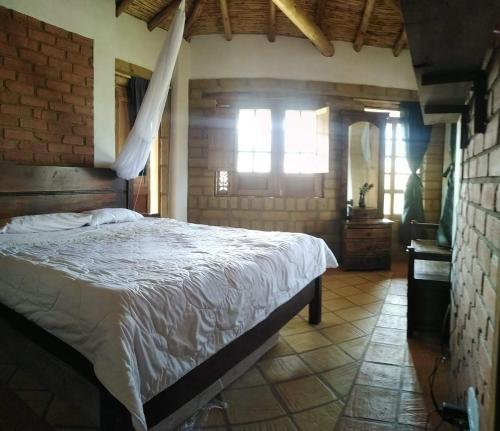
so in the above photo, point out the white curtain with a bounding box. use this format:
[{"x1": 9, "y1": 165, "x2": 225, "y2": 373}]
[{"x1": 112, "y1": 0, "x2": 185, "y2": 180}]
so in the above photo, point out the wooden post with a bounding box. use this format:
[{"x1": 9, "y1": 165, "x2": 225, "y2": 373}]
[
  {"x1": 353, "y1": 0, "x2": 376, "y2": 52},
  {"x1": 272, "y1": 0, "x2": 334, "y2": 57},
  {"x1": 218, "y1": 0, "x2": 233, "y2": 41},
  {"x1": 148, "y1": 0, "x2": 181, "y2": 31},
  {"x1": 393, "y1": 27, "x2": 406, "y2": 57},
  {"x1": 268, "y1": 0, "x2": 276, "y2": 42}
]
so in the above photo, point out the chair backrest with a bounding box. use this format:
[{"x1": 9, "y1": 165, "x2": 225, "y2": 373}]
[{"x1": 410, "y1": 220, "x2": 440, "y2": 241}]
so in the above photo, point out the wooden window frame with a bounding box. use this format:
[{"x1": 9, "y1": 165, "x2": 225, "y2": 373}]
[{"x1": 216, "y1": 101, "x2": 328, "y2": 198}]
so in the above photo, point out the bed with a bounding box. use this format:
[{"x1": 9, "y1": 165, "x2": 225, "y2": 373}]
[{"x1": 0, "y1": 165, "x2": 338, "y2": 430}]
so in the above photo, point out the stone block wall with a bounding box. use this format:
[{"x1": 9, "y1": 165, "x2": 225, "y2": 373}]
[
  {"x1": 187, "y1": 78, "x2": 420, "y2": 255},
  {"x1": 450, "y1": 46, "x2": 500, "y2": 430},
  {"x1": 0, "y1": 6, "x2": 93, "y2": 166}
]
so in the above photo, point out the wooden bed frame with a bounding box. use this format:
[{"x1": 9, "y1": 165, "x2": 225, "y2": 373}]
[{"x1": 0, "y1": 164, "x2": 323, "y2": 430}]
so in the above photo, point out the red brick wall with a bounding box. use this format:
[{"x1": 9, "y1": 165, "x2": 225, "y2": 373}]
[{"x1": 0, "y1": 6, "x2": 93, "y2": 166}]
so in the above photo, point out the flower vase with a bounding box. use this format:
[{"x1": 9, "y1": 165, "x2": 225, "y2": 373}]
[{"x1": 358, "y1": 193, "x2": 366, "y2": 208}]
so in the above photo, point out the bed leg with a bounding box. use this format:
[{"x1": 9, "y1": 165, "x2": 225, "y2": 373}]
[
  {"x1": 308, "y1": 277, "x2": 322, "y2": 325},
  {"x1": 100, "y1": 387, "x2": 134, "y2": 431}
]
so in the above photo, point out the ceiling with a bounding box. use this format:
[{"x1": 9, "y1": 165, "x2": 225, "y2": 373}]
[{"x1": 117, "y1": 0, "x2": 406, "y2": 56}]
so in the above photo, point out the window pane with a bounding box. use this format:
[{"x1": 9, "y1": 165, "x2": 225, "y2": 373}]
[
  {"x1": 385, "y1": 157, "x2": 392, "y2": 173},
  {"x1": 385, "y1": 123, "x2": 393, "y2": 141},
  {"x1": 396, "y1": 123, "x2": 404, "y2": 142},
  {"x1": 237, "y1": 152, "x2": 253, "y2": 173},
  {"x1": 284, "y1": 153, "x2": 301, "y2": 174},
  {"x1": 385, "y1": 140, "x2": 392, "y2": 157},
  {"x1": 253, "y1": 152, "x2": 271, "y2": 173},
  {"x1": 384, "y1": 193, "x2": 391, "y2": 215},
  {"x1": 384, "y1": 174, "x2": 391, "y2": 190},
  {"x1": 237, "y1": 109, "x2": 272, "y2": 173},
  {"x1": 395, "y1": 137, "x2": 405, "y2": 157},
  {"x1": 394, "y1": 157, "x2": 411, "y2": 174},
  {"x1": 393, "y1": 192, "x2": 404, "y2": 215},
  {"x1": 394, "y1": 174, "x2": 409, "y2": 190}
]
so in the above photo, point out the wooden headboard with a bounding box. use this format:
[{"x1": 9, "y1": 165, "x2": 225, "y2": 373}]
[{"x1": 0, "y1": 165, "x2": 130, "y2": 220}]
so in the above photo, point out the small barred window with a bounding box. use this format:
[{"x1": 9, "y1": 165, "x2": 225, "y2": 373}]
[{"x1": 215, "y1": 170, "x2": 229, "y2": 195}]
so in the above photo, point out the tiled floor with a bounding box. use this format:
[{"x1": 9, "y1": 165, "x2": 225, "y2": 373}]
[{"x1": 0, "y1": 263, "x2": 453, "y2": 431}]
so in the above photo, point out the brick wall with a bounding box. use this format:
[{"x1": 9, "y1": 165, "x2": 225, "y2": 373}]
[
  {"x1": 450, "y1": 46, "x2": 500, "y2": 430},
  {"x1": 0, "y1": 6, "x2": 93, "y2": 166},
  {"x1": 422, "y1": 125, "x2": 445, "y2": 223},
  {"x1": 188, "y1": 79, "x2": 420, "y2": 254}
]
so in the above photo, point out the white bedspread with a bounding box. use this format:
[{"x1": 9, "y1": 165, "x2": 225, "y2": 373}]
[{"x1": 0, "y1": 219, "x2": 337, "y2": 430}]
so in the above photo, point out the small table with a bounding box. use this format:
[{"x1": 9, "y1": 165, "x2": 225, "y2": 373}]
[{"x1": 341, "y1": 218, "x2": 394, "y2": 270}]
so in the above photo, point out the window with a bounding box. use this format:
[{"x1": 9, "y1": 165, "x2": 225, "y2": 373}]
[
  {"x1": 283, "y1": 109, "x2": 329, "y2": 174},
  {"x1": 237, "y1": 109, "x2": 272, "y2": 173},
  {"x1": 214, "y1": 106, "x2": 329, "y2": 197},
  {"x1": 383, "y1": 120, "x2": 412, "y2": 217}
]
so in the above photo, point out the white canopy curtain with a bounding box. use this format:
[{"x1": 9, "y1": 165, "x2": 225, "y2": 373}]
[{"x1": 112, "y1": 0, "x2": 185, "y2": 180}]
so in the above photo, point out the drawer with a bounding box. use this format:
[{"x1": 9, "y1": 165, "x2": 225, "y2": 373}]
[
  {"x1": 345, "y1": 240, "x2": 391, "y2": 255},
  {"x1": 342, "y1": 254, "x2": 391, "y2": 270},
  {"x1": 345, "y1": 228, "x2": 391, "y2": 240}
]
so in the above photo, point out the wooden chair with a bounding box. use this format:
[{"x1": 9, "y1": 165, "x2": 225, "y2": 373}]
[{"x1": 406, "y1": 220, "x2": 452, "y2": 338}]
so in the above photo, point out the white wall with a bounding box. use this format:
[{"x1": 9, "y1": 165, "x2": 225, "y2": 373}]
[
  {"x1": 190, "y1": 35, "x2": 417, "y2": 90},
  {"x1": 0, "y1": 0, "x2": 191, "y2": 220}
]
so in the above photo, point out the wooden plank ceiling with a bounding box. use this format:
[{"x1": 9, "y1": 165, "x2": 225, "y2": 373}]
[{"x1": 116, "y1": 0, "x2": 406, "y2": 56}]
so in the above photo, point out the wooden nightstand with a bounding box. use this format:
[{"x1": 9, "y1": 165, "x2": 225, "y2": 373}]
[{"x1": 341, "y1": 218, "x2": 394, "y2": 270}]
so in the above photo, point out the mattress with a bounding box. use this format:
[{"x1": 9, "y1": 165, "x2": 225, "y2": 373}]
[{"x1": 0, "y1": 218, "x2": 338, "y2": 430}]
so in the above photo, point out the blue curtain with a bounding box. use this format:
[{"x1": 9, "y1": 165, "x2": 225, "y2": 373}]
[
  {"x1": 437, "y1": 124, "x2": 457, "y2": 248},
  {"x1": 400, "y1": 102, "x2": 432, "y2": 243}
]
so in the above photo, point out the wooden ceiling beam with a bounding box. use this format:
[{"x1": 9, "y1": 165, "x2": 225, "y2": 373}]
[
  {"x1": 116, "y1": 0, "x2": 135, "y2": 17},
  {"x1": 148, "y1": 0, "x2": 181, "y2": 31},
  {"x1": 268, "y1": 0, "x2": 276, "y2": 42},
  {"x1": 184, "y1": 0, "x2": 208, "y2": 40},
  {"x1": 353, "y1": 0, "x2": 376, "y2": 52},
  {"x1": 393, "y1": 27, "x2": 406, "y2": 56},
  {"x1": 218, "y1": 0, "x2": 233, "y2": 41},
  {"x1": 272, "y1": 0, "x2": 334, "y2": 56}
]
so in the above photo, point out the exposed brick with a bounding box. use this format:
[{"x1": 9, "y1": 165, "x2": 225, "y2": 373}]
[
  {"x1": 3, "y1": 150, "x2": 33, "y2": 162},
  {"x1": 4, "y1": 56, "x2": 33, "y2": 73},
  {"x1": 0, "y1": 40, "x2": 18, "y2": 57},
  {"x1": 34, "y1": 64, "x2": 60, "y2": 80},
  {"x1": 73, "y1": 145, "x2": 93, "y2": 155},
  {"x1": 0, "y1": 113, "x2": 18, "y2": 127},
  {"x1": 20, "y1": 117, "x2": 47, "y2": 130},
  {"x1": 47, "y1": 143, "x2": 72, "y2": 153},
  {"x1": 0, "y1": 68, "x2": 15, "y2": 80},
  {"x1": 36, "y1": 88, "x2": 62, "y2": 102},
  {"x1": 55, "y1": 37, "x2": 80, "y2": 53},
  {"x1": 61, "y1": 71, "x2": 86, "y2": 86},
  {"x1": 8, "y1": 34, "x2": 38, "y2": 51},
  {"x1": 27, "y1": 28, "x2": 55, "y2": 45},
  {"x1": 72, "y1": 85, "x2": 92, "y2": 97},
  {"x1": 1, "y1": 104, "x2": 32, "y2": 116},
  {"x1": 49, "y1": 101, "x2": 73, "y2": 112},
  {"x1": 70, "y1": 33, "x2": 92, "y2": 47},
  {"x1": 20, "y1": 95, "x2": 48, "y2": 108},
  {"x1": 33, "y1": 152, "x2": 61, "y2": 164},
  {"x1": 48, "y1": 56, "x2": 72, "y2": 72},
  {"x1": 4, "y1": 128, "x2": 33, "y2": 141},
  {"x1": 43, "y1": 23, "x2": 69, "y2": 38},
  {"x1": 60, "y1": 153, "x2": 85, "y2": 164},
  {"x1": 46, "y1": 79, "x2": 71, "y2": 93},
  {"x1": 17, "y1": 72, "x2": 46, "y2": 87},
  {"x1": 62, "y1": 93, "x2": 85, "y2": 106},
  {"x1": 20, "y1": 141, "x2": 48, "y2": 152},
  {"x1": 19, "y1": 48, "x2": 47, "y2": 66},
  {"x1": 41, "y1": 43, "x2": 65, "y2": 59},
  {"x1": 2, "y1": 19, "x2": 27, "y2": 37},
  {"x1": 73, "y1": 64, "x2": 93, "y2": 78},
  {"x1": 62, "y1": 135, "x2": 83, "y2": 145},
  {"x1": 67, "y1": 51, "x2": 90, "y2": 66}
]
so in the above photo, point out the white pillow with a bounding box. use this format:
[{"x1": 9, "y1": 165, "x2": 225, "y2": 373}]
[
  {"x1": 1, "y1": 213, "x2": 92, "y2": 234},
  {"x1": 85, "y1": 208, "x2": 144, "y2": 227}
]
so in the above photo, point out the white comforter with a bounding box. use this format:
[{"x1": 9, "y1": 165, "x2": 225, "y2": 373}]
[{"x1": 0, "y1": 219, "x2": 337, "y2": 430}]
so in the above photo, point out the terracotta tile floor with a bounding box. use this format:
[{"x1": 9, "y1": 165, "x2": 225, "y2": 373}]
[{"x1": 0, "y1": 262, "x2": 454, "y2": 431}]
